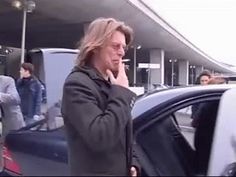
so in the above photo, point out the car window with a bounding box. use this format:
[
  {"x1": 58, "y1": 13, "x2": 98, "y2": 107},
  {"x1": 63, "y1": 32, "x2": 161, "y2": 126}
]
[
  {"x1": 136, "y1": 114, "x2": 194, "y2": 176},
  {"x1": 176, "y1": 100, "x2": 220, "y2": 175},
  {"x1": 174, "y1": 106, "x2": 195, "y2": 148},
  {"x1": 135, "y1": 98, "x2": 221, "y2": 176}
]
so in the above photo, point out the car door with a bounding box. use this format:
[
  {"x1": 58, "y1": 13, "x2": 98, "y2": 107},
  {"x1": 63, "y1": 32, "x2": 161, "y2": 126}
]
[
  {"x1": 133, "y1": 92, "x2": 223, "y2": 176},
  {"x1": 208, "y1": 88, "x2": 236, "y2": 176}
]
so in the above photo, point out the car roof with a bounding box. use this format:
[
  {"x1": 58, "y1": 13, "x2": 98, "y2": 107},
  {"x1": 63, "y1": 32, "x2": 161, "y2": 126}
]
[{"x1": 132, "y1": 84, "x2": 236, "y2": 119}]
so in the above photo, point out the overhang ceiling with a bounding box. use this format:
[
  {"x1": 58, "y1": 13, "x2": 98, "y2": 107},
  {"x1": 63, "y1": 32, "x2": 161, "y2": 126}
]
[{"x1": 0, "y1": 0, "x2": 235, "y2": 73}]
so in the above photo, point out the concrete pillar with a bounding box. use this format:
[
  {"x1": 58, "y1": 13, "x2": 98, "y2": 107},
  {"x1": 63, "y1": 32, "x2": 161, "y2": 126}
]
[
  {"x1": 195, "y1": 66, "x2": 204, "y2": 77},
  {"x1": 149, "y1": 49, "x2": 165, "y2": 85},
  {"x1": 178, "y1": 59, "x2": 189, "y2": 85}
]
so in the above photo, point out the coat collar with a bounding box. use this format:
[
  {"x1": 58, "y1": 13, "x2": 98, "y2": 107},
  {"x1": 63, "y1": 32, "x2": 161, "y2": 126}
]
[{"x1": 72, "y1": 66, "x2": 110, "y2": 84}]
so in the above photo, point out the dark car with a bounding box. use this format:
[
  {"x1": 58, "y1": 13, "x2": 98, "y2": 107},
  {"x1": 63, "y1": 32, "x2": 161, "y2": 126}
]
[{"x1": 3, "y1": 84, "x2": 236, "y2": 176}]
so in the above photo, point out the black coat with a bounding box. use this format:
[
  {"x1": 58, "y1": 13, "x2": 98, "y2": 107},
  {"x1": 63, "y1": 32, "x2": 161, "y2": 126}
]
[
  {"x1": 61, "y1": 66, "x2": 137, "y2": 176},
  {"x1": 194, "y1": 101, "x2": 219, "y2": 174}
]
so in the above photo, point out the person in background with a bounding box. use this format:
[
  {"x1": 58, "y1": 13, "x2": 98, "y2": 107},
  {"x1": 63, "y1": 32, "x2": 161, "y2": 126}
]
[
  {"x1": 0, "y1": 75, "x2": 25, "y2": 171},
  {"x1": 194, "y1": 77, "x2": 226, "y2": 174},
  {"x1": 62, "y1": 17, "x2": 139, "y2": 176},
  {"x1": 16, "y1": 62, "x2": 42, "y2": 125},
  {"x1": 195, "y1": 70, "x2": 212, "y2": 86},
  {"x1": 191, "y1": 70, "x2": 212, "y2": 127}
]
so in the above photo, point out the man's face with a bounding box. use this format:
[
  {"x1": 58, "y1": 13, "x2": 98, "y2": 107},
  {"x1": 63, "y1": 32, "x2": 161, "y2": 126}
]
[
  {"x1": 20, "y1": 68, "x2": 29, "y2": 78},
  {"x1": 200, "y1": 75, "x2": 210, "y2": 85},
  {"x1": 98, "y1": 31, "x2": 126, "y2": 73}
]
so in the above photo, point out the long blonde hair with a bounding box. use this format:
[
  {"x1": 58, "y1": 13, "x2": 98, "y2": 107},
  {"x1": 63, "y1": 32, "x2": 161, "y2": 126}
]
[{"x1": 76, "y1": 17, "x2": 133, "y2": 66}]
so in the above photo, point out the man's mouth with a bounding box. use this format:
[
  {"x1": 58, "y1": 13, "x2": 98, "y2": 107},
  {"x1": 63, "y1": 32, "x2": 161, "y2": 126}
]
[{"x1": 113, "y1": 60, "x2": 120, "y2": 64}]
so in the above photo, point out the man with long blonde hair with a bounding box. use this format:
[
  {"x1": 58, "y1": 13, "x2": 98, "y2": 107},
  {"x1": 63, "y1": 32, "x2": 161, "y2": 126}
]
[{"x1": 62, "y1": 17, "x2": 138, "y2": 176}]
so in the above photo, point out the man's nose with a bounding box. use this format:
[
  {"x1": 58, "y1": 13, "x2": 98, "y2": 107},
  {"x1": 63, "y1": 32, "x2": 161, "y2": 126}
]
[{"x1": 117, "y1": 47, "x2": 125, "y2": 57}]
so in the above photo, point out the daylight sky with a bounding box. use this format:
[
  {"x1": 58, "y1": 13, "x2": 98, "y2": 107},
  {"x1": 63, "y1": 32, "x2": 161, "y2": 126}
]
[{"x1": 143, "y1": 0, "x2": 236, "y2": 67}]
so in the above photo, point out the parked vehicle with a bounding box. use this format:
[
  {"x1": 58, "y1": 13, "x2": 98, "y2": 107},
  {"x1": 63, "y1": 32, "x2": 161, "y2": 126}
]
[{"x1": 3, "y1": 84, "x2": 236, "y2": 176}]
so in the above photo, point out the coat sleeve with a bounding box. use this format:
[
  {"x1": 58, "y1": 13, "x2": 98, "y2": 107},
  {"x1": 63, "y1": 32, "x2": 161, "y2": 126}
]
[
  {"x1": 61, "y1": 76, "x2": 136, "y2": 152},
  {"x1": 0, "y1": 77, "x2": 21, "y2": 105}
]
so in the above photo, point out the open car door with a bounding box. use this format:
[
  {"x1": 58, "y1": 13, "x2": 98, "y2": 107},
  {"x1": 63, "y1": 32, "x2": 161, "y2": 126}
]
[{"x1": 208, "y1": 88, "x2": 236, "y2": 176}]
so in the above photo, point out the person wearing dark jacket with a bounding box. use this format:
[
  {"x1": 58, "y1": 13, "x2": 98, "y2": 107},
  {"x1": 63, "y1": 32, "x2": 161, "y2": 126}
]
[
  {"x1": 16, "y1": 62, "x2": 42, "y2": 124},
  {"x1": 191, "y1": 70, "x2": 212, "y2": 127},
  {"x1": 194, "y1": 101, "x2": 219, "y2": 174},
  {"x1": 61, "y1": 17, "x2": 139, "y2": 176},
  {"x1": 194, "y1": 77, "x2": 225, "y2": 174}
]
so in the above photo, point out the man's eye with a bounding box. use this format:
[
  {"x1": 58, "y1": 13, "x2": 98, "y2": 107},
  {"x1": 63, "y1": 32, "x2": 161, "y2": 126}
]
[
  {"x1": 114, "y1": 44, "x2": 120, "y2": 49},
  {"x1": 111, "y1": 43, "x2": 127, "y2": 52}
]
